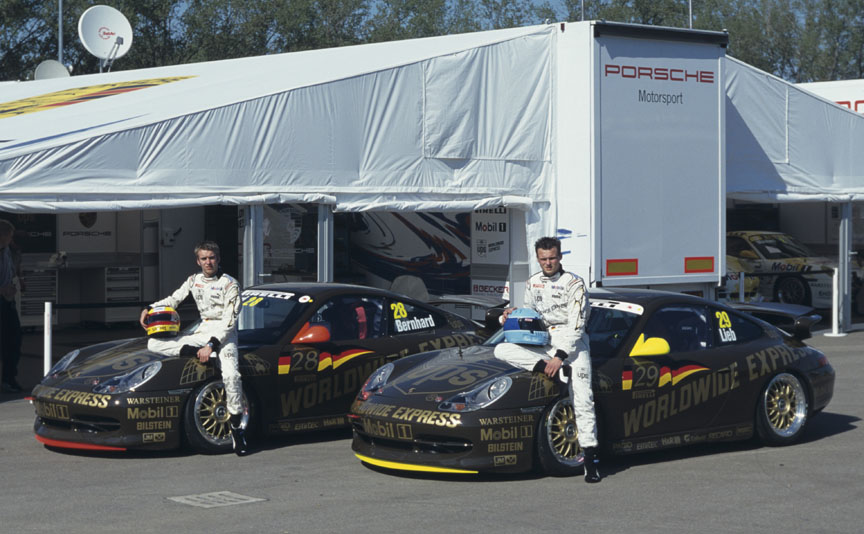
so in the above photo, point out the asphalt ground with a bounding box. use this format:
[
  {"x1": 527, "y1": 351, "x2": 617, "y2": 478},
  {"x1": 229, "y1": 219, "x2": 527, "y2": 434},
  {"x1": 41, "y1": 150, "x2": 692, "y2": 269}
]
[{"x1": 1, "y1": 322, "x2": 862, "y2": 533}]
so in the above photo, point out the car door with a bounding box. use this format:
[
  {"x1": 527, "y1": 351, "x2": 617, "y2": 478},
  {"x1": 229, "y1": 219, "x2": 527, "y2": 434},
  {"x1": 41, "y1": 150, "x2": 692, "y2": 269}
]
[
  {"x1": 275, "y1": 294, "x2": 393, "y2": 428},
  {"x1": 606, "y1": 302, "x2": 733, "y2": 444},
  {"x1": 702, "y1": 304, "x2": 778, "y2": 430}
]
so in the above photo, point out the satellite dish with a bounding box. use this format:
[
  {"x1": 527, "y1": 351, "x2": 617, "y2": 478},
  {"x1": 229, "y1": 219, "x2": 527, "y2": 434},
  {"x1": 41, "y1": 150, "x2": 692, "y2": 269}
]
[
  {"x1": 78, "y1": 5, "x2": 133, "y2": 72},
  {"x1": 34, "y1": 59, "x2": 70, "y2": 80}
]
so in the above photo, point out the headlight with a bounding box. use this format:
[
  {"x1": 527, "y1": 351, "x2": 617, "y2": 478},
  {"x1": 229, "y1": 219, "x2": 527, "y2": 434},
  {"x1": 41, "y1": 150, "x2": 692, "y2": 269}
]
[
  {"x1": 48, "y1": 349, "x2": 81, "y2": 375},
  {"x1": 93, "y1": 361, "x2": 162, "y2": 394},
  {"x1": 357, "y1": 363, "x2": 394, "y2": 400},
  {"x1": 439, "y1": 376, "x2": 512, "y2": 412}
]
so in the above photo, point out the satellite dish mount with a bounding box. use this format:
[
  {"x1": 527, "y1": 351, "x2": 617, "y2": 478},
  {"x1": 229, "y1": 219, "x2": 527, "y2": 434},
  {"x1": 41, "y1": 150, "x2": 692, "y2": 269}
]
[{"x1": 78, "y1": 5, "x2": 133, "y2": 73}]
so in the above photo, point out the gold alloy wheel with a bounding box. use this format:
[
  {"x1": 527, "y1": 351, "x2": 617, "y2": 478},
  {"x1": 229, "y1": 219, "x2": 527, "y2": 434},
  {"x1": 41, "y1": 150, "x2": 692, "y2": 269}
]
[
  {"x1": 191, "y1": 381, "x2": 249, "y2": 448},
  {"x1": 763, "y1": 373, "x2": 807, "y2": 438},
  {"x1": 545, "y1": 398, "x2": 583, "y2": 466},
  {"x1": 193, "y1": 381, "x2": 232, "y2": 446}
]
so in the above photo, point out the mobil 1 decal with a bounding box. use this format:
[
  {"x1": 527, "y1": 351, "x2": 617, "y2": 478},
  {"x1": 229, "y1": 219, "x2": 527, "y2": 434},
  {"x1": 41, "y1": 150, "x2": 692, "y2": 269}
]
[{"x1": 592, "y1": 34, "x2": 723, "y2": 283}]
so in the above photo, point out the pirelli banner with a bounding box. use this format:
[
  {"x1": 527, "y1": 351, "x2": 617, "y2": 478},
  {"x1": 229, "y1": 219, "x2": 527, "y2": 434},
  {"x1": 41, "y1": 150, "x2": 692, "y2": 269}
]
[{"x1": 594, "y1": 25, "x2": 726, "y2": 286}]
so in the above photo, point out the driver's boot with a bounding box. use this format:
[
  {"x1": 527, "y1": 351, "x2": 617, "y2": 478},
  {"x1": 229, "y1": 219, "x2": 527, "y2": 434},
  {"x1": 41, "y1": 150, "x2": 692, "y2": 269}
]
[
  {"x1": 583, "y1": 446, "x2": 601, "y2": 483},
  {"x1": 229, "y1": 413, "x2": 249, "y2": 456}
]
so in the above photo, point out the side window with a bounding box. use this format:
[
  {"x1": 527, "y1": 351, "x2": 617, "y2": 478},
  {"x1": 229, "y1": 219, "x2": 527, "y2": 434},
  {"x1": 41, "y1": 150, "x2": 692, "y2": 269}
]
[
  {"x1": 641, "y1": 305, "x2": 713, "y2": 354},
  {"x1": 727, "y1": 236, "x2": 756, "y2": 259},
  {"x1": 712, "y1": 308, "x2": 764, "y2": 345},
  {"x1": 587, "y1": 307, "x2": 638, "y2": 358},
  {"x1": 388, "y1": 300, "x2": 445, "y2": 335},
  {"x1": 316, "y1": 295, "x2": 385, "y2": 341}
]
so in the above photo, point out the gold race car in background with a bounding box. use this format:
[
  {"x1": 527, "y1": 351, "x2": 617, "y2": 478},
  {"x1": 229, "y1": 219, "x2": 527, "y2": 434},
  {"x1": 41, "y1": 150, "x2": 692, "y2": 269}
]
[{"x1": 726, "y1": 231, "x2": 864, "y2": 308}]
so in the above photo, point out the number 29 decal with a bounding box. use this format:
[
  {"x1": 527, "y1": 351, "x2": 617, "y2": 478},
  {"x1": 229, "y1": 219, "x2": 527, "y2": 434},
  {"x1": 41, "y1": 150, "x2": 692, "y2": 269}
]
[{"x1": 715, "y1": 310, "x2": 737, "y2": 342}]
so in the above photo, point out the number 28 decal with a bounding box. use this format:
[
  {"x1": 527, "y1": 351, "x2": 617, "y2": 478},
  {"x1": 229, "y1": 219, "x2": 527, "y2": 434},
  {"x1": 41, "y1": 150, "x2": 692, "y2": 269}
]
[{"x1": 391, "y1": 302, "x2": 407, "y2": 319}]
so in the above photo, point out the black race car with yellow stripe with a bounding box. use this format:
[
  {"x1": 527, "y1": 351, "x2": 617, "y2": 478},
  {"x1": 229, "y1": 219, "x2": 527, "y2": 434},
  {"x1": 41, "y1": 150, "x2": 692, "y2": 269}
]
[
  {"x1": 349, "y1": 288, "x2": 835, "y2": 475},
  {"x1": 31, "y1": 283, "x2": 483, "y2": 453}
]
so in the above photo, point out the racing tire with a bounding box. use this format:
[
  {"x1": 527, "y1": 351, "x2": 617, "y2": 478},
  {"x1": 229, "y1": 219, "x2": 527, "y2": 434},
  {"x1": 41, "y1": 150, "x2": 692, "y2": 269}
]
[
  {"x1": 755, "y1": 373, "x2": 809, "y2": 446},
  {"x1": 184, "y1": 379, "x2": 252, "y2": 454},
  {"x1": 773, "y1": 276, "x2": 811, "y2": 306},
  {"x1": 536, "y1": 397, "x2": 585, "y2": 476}
]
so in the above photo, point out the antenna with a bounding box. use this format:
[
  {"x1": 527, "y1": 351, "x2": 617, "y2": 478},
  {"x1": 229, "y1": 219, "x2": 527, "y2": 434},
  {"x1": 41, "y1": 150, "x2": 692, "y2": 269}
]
[
  {"x1": 34, "y1": 59, "x2": 71, "y2": 80},
  {"x1": 77, "y1": 5, "x2": 133, "y2": 73}
]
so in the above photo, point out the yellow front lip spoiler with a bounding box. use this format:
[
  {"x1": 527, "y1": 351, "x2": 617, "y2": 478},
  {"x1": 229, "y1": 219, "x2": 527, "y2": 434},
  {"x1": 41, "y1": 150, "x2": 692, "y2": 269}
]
[{"x1": 354, "y1": 453, "x2": 478, "y2": 474}]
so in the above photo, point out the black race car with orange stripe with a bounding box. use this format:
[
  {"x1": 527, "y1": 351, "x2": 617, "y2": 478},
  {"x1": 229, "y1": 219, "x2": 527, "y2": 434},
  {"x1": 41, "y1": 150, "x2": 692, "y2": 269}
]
[
  {"x1": 349, "y1": 288, "x2": 835, "y2": 475},
  {"x1": 31, "y1": 283, "x2": 483, "y2": 453}
]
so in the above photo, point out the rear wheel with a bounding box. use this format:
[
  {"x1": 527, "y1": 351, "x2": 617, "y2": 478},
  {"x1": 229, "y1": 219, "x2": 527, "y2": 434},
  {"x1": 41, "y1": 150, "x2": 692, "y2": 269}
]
[
  {"x1": 536, "y1": 398, "x2": 584, "y2": 476},
  {"x1": 755, "y1": 373, "x2": 808, "y2": 445},
  {"x1": 184, "y1": 379, "x2": 251, "y2": 454}
]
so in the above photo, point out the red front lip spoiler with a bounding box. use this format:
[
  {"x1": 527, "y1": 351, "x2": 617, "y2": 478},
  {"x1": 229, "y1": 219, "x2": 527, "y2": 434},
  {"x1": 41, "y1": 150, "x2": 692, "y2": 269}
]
[{"x1": 35, "y1": 434, "x2": 126, "y2": 452}]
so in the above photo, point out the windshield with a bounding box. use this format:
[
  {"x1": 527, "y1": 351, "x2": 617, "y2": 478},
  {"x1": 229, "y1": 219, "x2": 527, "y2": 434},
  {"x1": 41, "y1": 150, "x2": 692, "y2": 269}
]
[
  {"x1": 482, "y1": 302, "x2": 641, "y2": 359},
  {"x1": 749, "y1": 234, "x2": 812, "y2": 259},
  {"x1": 237, "y1": 289, "x2": 313, "y2": 345}
]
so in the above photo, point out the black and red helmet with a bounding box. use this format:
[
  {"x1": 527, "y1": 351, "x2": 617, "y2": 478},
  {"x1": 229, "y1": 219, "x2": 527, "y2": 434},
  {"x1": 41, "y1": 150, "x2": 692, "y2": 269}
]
[{"x1": 145, "y1": 306, "x2": 180, "y2": 338}]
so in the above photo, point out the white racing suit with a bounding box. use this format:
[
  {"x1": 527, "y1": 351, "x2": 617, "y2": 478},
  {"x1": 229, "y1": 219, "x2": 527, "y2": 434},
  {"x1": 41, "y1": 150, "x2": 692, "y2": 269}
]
[
  {"x1": 147, "y1": 272, "x2": 243, "y2": 415},
  {"x1": 495, "y1": 269, "x2": 598, "y2": 449}
]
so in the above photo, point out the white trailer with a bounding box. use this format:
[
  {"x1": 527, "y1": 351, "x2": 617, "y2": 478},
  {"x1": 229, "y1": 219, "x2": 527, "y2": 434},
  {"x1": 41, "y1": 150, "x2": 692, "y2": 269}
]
[{"x1": 506, "y1": 22, "x2": 728, "y2": 304}]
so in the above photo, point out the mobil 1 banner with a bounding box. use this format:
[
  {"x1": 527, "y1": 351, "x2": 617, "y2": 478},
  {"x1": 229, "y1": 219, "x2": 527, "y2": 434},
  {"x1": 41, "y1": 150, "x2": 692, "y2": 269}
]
[
  {"x1": 597, "y1": 35, "x2": 723, "y2": 285},
  {"x1": 471, "y1": 208, "x2": 509, "y2": 266}
]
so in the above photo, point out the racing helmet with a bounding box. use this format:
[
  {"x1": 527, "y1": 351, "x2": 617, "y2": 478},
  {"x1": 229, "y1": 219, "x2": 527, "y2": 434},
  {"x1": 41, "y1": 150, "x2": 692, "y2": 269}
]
[
  {"x1": 146, "y1": 306, "x2": 180, "y2": 338},
  {"x1": 503, "y1": 308, "x2": 549, "y2": 345}
]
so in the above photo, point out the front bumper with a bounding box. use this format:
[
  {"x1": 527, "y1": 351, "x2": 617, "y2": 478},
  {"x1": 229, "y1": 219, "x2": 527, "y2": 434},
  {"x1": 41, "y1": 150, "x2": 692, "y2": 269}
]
[
  {"x1": 31, "y1": 385, "x2": 188, "y2": 451},
  {"x1": 349, "y1": 400, "x2": 539, "y2": 474}
]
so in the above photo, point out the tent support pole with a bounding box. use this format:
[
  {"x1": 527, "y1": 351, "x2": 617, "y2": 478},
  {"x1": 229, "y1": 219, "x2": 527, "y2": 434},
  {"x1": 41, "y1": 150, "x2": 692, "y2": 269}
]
[
  {"x1": 839, "y1": 201, "x2": 852, "y2": 332},
  {"x1": 507, "y1": 209, "x2": 530, "y2": 305},
  {"x1": 242, "y1": 205, "x2": 264, "y2": 288},
  {"x1": 317, "y1": 204, "x2": 333, "y2": 282}
]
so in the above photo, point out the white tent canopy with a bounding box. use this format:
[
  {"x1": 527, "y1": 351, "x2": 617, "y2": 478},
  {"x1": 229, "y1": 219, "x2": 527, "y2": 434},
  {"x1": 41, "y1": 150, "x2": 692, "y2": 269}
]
[
  {"x1": 0, "y1": 25, "x2": 554, "y2": 216},
  {"x1": 726, "y1": 56, "x2": 864, "y2": 203}
]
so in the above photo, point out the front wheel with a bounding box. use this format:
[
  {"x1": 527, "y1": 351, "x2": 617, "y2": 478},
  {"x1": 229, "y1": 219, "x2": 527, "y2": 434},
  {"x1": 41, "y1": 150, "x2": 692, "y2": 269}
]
[
  {"x1": 755, "y1": 373, "x2": 808, "y2": 446},
  {"x1": 774, "y1": 276, "x2": 811, "y2": 306},
  {"x1": 184, "y1": 379, "x2": 251, "y2": 454},
  {"x1": 536, "y1": 398, "x2": 584, "y2": 476}
]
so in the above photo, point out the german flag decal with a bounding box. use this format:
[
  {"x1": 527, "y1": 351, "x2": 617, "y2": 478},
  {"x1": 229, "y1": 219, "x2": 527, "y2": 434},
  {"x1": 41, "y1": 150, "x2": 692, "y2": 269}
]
[
  {"x1": 277, "y1": 356, "x2": 291, "y2": 375},
  {"x1": 622, "y1": 370, "x2": 633, "y2": 390},
  {"x1": 607, "y1": 259, "x2": 638, "y2": 276},
  {"x1": 333, "y1": 349, "x2": 373, "y2": 369},
  {"x1": 0, "y1": 76, "x2": 195, "y2": 119},
  {"x1": 668, "y1": 365, "x2": 709, "y2": 385},
  {"x1": 622, "y1": 365, "x2": 708, "y2": 390}
]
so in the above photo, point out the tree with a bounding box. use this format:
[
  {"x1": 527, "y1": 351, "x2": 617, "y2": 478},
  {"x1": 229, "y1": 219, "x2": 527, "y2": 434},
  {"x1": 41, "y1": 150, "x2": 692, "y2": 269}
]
[{"x1": 1, "y1": 0, "x2": 52, "y2": 81}]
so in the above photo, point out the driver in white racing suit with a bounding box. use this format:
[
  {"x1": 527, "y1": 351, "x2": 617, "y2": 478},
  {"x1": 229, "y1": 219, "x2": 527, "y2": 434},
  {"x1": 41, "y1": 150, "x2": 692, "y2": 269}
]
[
  {"x1": 498, "y1": 236, "x2": 601, "y2": 482},
  {"x1": 139, "y1": 240, "x2": 247, "y2": 455}
]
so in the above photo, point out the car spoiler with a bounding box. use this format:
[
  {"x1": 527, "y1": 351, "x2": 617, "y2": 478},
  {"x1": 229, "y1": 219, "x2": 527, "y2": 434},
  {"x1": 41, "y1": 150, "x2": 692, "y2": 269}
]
[
  {"x1": 728, "y1": 301, "x2": 821, "y2": 341},
  {"x1": 789, "y1": 313, "x2": 821, "y2": 341}
]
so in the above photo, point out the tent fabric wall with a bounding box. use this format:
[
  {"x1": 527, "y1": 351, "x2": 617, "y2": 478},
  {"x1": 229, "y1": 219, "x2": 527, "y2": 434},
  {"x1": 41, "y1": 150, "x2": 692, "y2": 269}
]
[
  {"x1": 726, "y1": 56, "x2": 864, "y2": 203},
  {"x1": 0, "y1": 25, "x2": 554, "y2": 230}
]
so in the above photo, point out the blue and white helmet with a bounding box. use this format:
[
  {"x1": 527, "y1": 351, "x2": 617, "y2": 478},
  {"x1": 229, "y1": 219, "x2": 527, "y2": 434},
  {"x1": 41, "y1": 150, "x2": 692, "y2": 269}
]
[{"x1": 503, "y1": 308, "x2": 549, "y2": 345}]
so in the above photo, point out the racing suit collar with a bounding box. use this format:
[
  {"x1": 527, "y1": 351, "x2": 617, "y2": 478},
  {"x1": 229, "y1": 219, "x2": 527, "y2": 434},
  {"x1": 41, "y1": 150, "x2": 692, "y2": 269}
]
[
  {"x1": 538, "y1": 268, "x2": 565, "y2": 281},
  {"x1": 201, "y1": 270, "x2": 224, "y2": 282}
]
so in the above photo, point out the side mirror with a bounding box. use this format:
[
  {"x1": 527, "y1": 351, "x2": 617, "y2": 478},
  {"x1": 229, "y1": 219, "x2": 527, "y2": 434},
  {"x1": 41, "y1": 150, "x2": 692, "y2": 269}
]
[
  {"x1": 629, "y1": 334, "x2": 671, "y2": 357},
  {"x1": 291, "y1": 322, "x2": 331, "y2": 344}
]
